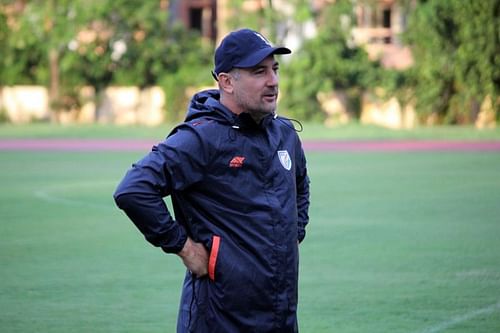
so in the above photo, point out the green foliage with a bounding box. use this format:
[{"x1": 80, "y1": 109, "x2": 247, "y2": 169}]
[
  {"x1": 0, "y1": 1, "x2": 48, "y2": 85},
  {"x1": 0, "y1": 0, "x2": 212, "y2": 117},
  {"x1": 453, "y1": 0, "x2": 499, "y2": 119},
  {"x1": 403, "y1": 0, "x2": 499, "y2": 124},
  {"x1": 0, "y1": 104, "x2": 8, "y2": 123},
  {"x1": 281, "y1": 1, "x2": 380, "y2": 120},
  {"x1": 222, "y1": 0, "x2": 384, "y2": 121},
  {"x1": 2, "y1": 0, "x2": 497, "y2": 124},
  {"x1": 226, "y1": 0, "x2": 273, "y2": 36},
  {"x1": 226, "y1": 0, "x2": 312, "y2": 45},
  {"x1": 158, "y1": 28, "x2": 213, "y2": 122}
]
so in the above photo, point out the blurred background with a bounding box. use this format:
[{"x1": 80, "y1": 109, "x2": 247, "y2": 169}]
[
  {"x1": 0, "y1": 0, "x2": 498, "y2": 129},
  {"x1": 2, "y1": 2, "x2": 500, "y2": 332}
]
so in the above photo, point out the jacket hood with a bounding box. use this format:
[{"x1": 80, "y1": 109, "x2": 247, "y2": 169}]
[{"x1": 185, "y1": 89, "x2": 236, "y2": 125}]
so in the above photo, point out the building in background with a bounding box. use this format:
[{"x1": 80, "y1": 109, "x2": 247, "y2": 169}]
[
  {"x1": 176, "y1": 0, "x2": 413, "y2": 69},
  {"x1": 351, "y1": 0, "x2": 413, "y2": 69},
  {"x1": 169, "y1": 0, "x2": 217, "y2": 41}
]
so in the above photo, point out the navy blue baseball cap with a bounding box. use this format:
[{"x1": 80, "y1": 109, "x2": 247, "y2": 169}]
[{"x1": 213, "y1": 29, "x2": 291, "y2": 80}]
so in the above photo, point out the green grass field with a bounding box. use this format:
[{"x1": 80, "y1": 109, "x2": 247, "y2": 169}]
[
  {"x1": 1, "y1": 125, "x2": 500, "y2": 332},
  {"x1": 1, "y1": 122, "x2": 500, "y2": 141}
]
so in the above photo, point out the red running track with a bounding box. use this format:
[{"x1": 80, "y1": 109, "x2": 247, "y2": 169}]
[{"x1": 1, "y1": 138, "x2": 500, "y2": 152}]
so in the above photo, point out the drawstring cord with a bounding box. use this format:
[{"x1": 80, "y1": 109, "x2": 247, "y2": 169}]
[
  {"x1": 228, "y1": 113, "x2": 303, "y2": 141},
  {"x1": 276, "y1": 114, "x2": 304, "y2": 132},
  {"x1": 229, "y1": 125, "x2": 239, "y2": 141}
]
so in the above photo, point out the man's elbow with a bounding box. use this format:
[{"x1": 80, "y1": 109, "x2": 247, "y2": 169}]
[{"x1": 113, "y1": 191, "x2": 135, "y2": 210}]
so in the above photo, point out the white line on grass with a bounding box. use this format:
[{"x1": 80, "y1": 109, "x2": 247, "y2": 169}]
[
  {"x1": 33, "y1": 181, "x2": 116, "y2": 210},
  {"x1": 417, "y1": 301, "x2": 500, "y2": 333}
]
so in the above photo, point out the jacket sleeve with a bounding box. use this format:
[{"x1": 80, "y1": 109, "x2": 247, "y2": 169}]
[
  {"x1": 113, "y1": 126, "x2": 206, "y2": 253},
  {"x1": 296, "y1": 140, "x2": 310, "y2": 243}
]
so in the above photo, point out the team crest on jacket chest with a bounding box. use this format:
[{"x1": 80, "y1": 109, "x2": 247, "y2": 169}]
[{"x1": 277, "y1": 150, "x2": 292, "y2": 170}]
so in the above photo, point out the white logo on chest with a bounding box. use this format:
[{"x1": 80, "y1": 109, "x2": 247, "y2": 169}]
[{"x1": 277, "y1": 150, "x2": 292, "y2": 171}]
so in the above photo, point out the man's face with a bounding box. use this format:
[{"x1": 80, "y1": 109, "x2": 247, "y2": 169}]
[{"x1": 232, "y1": 56, "x2": 280, "y2": 118}]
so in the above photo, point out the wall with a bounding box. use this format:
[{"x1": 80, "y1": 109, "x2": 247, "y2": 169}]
[{"x1": 0, "y1": 86, "x2": 165, "y2": 125}]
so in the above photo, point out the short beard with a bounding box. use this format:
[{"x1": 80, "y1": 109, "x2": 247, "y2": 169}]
[{"x1": 235, "y1": 95, "x2": 276, "y2": 124}]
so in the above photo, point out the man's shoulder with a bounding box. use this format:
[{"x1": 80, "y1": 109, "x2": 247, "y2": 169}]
[
  {"x1": 186, "y1": 118, "x2": 219, "y2": 130},
  {"x1": 170, "y1": 116, "x2": 224, "y2": 135},
  {"x1": 164, "y1": 117, "x2": 227, "y2": 152}
]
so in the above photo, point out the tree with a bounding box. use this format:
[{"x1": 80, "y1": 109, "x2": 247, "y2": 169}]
[
  {"x1": 1, "y1": 0, "x2": 213, "y2": 121},
  {"x1": 403, "y1": 0, "x2": 499, "y2": 123},
  {"x1": 0, "y1": 0, "x2": 93, "y2": 116},
  {"x1": 64, "y1": 0, "x2": 212, "y2": 120},
  {"x1": 280, "y1": 0, "x2": 380, "y2": 121},
  {"x1": 0, "y1": 1, "x2": 49, "y2": 86}
]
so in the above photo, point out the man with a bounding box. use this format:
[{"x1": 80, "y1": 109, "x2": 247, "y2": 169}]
[{"x1": 114, "y1": 28, "x2": 310, "y2": 332}]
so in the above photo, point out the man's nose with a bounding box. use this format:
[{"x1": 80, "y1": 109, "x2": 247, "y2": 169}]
[{"x1": 267, "y1": 71, "x2": 279, "y2": 86}]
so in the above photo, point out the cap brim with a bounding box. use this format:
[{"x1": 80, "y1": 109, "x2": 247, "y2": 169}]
[{"x1": 234, "y1": 46, "x2": 292, "y2": 69}]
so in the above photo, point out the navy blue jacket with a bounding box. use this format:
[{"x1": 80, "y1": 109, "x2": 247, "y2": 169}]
[{"x1": 114, "y1": 89, "x2": 310, "y2": 332}]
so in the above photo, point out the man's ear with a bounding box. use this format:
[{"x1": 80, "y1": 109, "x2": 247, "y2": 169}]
[{"x1": 218, "y1": 73, "x2": 234, "y2": 94}]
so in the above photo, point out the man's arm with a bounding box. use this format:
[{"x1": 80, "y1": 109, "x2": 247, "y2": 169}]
[
  {"x1": 114, "y1": 190, "x2": 188, "y2": 253},
  {"x1": 296, "y1": 145, "x2": 310, "y2": 243},
  {"x1": 114, "y1": 128, "x2": 207, "y2": 254}
]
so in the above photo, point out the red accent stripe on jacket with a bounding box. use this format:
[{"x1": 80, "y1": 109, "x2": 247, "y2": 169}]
[{"x1": 208, "y1": 236, "x2": 221, "y2": 281}]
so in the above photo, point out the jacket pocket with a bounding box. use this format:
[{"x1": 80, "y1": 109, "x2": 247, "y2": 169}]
[{"x1": 208, "y1": 235, "x2": 221, "y2": 281}]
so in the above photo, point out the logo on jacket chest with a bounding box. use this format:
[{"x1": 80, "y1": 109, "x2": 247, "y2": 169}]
[
  {"x1": 277, "y1": 150, "x2": 292, "y2": 170},
  {"x1": 229, "y1": 156, "x2": 246, "y2": 168}
]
